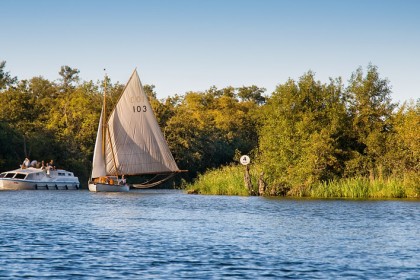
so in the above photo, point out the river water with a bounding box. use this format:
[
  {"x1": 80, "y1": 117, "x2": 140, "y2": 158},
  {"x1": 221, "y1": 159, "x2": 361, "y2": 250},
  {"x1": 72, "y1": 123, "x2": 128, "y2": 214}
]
[{"x1": 0, "y1": 189, "x2": 418, "y2": 279}]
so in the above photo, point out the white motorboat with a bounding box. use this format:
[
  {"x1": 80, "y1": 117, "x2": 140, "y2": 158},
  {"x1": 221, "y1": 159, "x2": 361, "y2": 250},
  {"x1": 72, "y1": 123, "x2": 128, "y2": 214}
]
[{"x1": 0, "y1": 167, "x2": 80, "y2": 190}]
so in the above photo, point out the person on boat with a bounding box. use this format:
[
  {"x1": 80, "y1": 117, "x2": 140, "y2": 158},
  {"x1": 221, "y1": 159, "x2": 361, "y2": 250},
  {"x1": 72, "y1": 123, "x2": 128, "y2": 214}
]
[
  {"x1": 47, "y1": 160, "x2": 55, "y2": 170},
  {"x1": 120, "y1": 175, "x2": 126, "y2": 185},
  {"x1": 22, "y1": 158, "x2": 30, "y2": 169},
  {"x1": 45, "y1": 160, "x2": 55, "y2": 175},
  {"x1": 40, "y1": 161, "x2": 46, "y2": 170}
]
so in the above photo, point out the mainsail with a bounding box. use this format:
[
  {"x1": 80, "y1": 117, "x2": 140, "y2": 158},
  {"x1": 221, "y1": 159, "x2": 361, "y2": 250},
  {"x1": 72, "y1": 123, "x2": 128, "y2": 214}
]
[
  {"x1": 91, "y1": 109, "x2": 106, "y2": 178},
  {"x1": 100, "y1": 69, "x2": 179, "y2": 176}
]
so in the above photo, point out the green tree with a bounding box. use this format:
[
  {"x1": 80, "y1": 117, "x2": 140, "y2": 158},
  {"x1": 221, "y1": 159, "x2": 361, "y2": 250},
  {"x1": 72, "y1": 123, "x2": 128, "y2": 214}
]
[
  {"x1": 345, "y1": 64, "x2": 396, "y2": 179},
  {"x1": 0, "y1": 61, "x2": 17, "y2": 91},
  {"x1": 59, "y1": 65, "x2": 80, "y2": 91},
  {"x1": 164, "y1": 86, "x2": 262, "y2": 177},
  {"x1": 258, "y1": 72, "x2": 347, "y2": 192},
  {"x1": 143, "y1": 84, "x2": 157, "y2": 99},
  {"x1": 0, "y1": 121, "x2": 23, "y2": 170},
  {"x1": 0, "y1": 76, "x2": 67, "y2": 165},
  {"x1": 238, "y1": 85, "x2": 266, "y2": 105},
  {"x1": 384, "y1": 100, "x2": 420, "y2": 176}
]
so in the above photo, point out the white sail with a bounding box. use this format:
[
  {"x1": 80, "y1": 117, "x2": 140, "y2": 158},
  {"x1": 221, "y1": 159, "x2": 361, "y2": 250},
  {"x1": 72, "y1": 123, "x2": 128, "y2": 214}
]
[
  {"x1": 104, "y1": 69, "x2": 179, "y2": 176},
  {"x1": 91, "y1": 109, "x2": 107, "y2": 178}
]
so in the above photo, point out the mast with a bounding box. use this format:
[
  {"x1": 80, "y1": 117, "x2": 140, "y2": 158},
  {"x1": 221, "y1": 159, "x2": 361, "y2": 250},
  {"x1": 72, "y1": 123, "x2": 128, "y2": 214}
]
[
  {"x1": 102, "y1": 70, "x2": 107, "y2": 157},
  {"x1": 102, "y1": 70, "x2": 119, "y2": 178}
]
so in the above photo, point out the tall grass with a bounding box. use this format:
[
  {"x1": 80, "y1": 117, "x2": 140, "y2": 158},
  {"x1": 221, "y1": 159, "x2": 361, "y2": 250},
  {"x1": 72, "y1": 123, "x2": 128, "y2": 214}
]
[
  {"x1": 186, "y1": 164, "x2": 419, "y2": 199},
  {"x1": 308, "y1": 176, "x2": 419, "y2": 199},
  {"x1": 185, "y1": 165, "x2": 256, "y2": 196}
]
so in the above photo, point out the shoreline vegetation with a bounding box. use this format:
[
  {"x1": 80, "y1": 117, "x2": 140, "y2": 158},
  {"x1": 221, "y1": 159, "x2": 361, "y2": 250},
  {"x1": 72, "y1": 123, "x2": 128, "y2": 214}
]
[
  {"x1": 185, "y1": 64, "x2": 419, "y2": 199},
  {"x1": 0, "y1": 62, "x2": 418, "y2": 196},
  {"x1": 185, "y1": 165, "x2": 419, "y2": 199}
]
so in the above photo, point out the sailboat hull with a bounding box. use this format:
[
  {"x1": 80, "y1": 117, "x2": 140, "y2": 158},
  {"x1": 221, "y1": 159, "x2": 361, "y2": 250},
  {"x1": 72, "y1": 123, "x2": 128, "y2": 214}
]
[{"x1": 88, "y1": 182, "x2": 129, "y2": 192}]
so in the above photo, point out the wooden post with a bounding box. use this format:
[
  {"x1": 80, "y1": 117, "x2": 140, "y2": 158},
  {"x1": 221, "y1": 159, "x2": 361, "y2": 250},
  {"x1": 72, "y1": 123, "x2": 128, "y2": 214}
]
[
  {"x1": 258, "y1": 172, "x2": 266, "y2": 196},
  {"x1": 240, "y1": 155, "x2": 254, "y2": 195},
  {"x1": 244, "y1": 165, "x2": 254, "y2": 195}
]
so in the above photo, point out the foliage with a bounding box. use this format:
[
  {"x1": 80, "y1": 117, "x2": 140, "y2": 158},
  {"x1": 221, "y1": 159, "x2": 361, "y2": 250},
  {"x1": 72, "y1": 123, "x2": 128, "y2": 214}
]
[
  {"x1": 0, "y1": 61, "x2": 418, "y2": 197},
  {"x1": 345, "y1": 64, "x2": 396, "y2": 178},
  {"x1": 383, "y1": 100, "x2": 420, "y2": 176},
  {"x1": 307, "y1": 177, "x2": 419, "y2": 199},
  {"x1": 0, "y1": 61, "x2": 17, "y2": 90},
  {"x1": 185, "y1": 164, "x2": 254, "y2": 196},
  {"x1": 58, "y1": 66, "x2": 80, "y2": 91},
  {"x1": 250, "y1": 65, "x2": 419, "y2": 198},
  {"x1": 257, "y1": 72, "x2": 348, "y2": 188},
  {"x1": 0, "y1": 65, "x2": 103, "y2": 184},
  {"x1": 0, "y1": 62, "x2": 265, "y2": 188},
  {"x1": 0, "y1": 122, "x2": 23, "y2": 169},
  {"x1": 163, "y1": 86, "x2": 263, "y2": 178},
  {"x1": 188, "y1": 66, "x2": 418, "y2": 197}
]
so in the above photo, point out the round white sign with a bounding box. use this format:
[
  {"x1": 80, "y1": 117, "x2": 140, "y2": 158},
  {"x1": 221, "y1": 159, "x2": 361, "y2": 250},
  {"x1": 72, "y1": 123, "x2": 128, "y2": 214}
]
[{"x1": 240, "y1": 155, "x2": 251, "y2": 165}]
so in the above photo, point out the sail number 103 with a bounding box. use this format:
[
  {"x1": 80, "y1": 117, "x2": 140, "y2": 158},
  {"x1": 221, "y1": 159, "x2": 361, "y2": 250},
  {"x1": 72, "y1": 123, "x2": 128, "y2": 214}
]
[{"x1": 133, "y1": 105, "x2": 147, "y2": 113}]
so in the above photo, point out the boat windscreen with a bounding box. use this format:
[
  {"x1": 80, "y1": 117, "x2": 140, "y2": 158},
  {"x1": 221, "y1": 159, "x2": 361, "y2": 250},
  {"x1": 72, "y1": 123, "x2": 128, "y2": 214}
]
[
  {"x1": 14, "y1": 173, "x2": 27, "y2": 179},
  {"x1": 5, "y1": 173, "x2": 15, "y2": 178}
]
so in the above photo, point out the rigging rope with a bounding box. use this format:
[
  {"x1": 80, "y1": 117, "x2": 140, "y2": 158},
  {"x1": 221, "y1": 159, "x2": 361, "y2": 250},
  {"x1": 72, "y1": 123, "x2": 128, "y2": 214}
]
[{"x1": 131, "y1": 173, "x2": 176, "y2": 189}]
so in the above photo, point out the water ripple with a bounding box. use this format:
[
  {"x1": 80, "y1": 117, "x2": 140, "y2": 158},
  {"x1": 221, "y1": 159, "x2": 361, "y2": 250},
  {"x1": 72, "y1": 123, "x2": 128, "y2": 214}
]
[{"x1": 0, "y1": 190, "x2": 418, "y2": 279}]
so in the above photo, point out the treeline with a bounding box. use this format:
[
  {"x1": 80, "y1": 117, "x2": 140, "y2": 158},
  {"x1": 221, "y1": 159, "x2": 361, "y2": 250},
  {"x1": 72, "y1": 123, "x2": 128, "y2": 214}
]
[
  {"x1": 0, "y1": 61, "x2": 262, "y2": 186},
  {"x1": 187, "y1": 65, "x2": 419, "y2": 197},
  {"x1": 257, "y1": 66, "x2": 419, "y2": 196},
  {"x1": 0, "y1": 61, "x2": 419, "y2": 196}
]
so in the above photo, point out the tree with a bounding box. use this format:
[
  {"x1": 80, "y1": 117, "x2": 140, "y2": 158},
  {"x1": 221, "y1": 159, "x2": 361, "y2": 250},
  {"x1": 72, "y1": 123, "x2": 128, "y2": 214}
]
[
  {"x1": 0, "y1": 61, "x2": 17, "y2": 91},
  {"x1": 59, "y1": 65, "x2": 80, "y2": 91},
  {"x1": 0, "y1": 121, "x2": 23, "y2": 170},
  {"x1": 257, "y1": 72, "x2": 347, "y2": 192},
  {"x1": 238, "y1": 85, "x2": 266, "y2": 105},
  {"x1": 383, "y1": 100, "x2": 420, "y2": 176},
  {"x1": 143, "y1": 84, "x2": 157, "y2": 99},
  {"x1": 163, "y1": 87, "x2": 262, "y2": 177},
  {"x1": 345, "y1": 64, "x2": 396, "y2": 179}
]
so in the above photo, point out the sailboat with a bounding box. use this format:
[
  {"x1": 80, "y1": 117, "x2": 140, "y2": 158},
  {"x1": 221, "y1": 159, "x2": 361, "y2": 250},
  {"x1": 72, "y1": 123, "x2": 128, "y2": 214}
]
[{"x1": 88, "y1": 69, "x2": 182, "y2": 192}]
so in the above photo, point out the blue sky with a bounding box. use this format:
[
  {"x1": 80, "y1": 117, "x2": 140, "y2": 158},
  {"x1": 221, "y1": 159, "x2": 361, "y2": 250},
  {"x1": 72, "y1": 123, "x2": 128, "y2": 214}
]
[{"x1": 2, "y1": 0, "x2": 419, "y2": 102}]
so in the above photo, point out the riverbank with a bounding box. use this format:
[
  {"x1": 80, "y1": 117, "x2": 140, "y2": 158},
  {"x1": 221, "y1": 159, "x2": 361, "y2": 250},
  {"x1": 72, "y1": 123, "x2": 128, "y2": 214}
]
[{"x1": 185, "y1": 165, "x2": 420, "y2": 199}]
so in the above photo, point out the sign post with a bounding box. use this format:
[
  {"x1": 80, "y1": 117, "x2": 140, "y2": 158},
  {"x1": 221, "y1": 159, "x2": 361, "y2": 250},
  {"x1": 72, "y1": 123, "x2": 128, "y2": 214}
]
[
  {"x1": 240, "y1": 155, "x2": 253, "y2": 195},
  {"x1": 240, "y1": 155, "x2": 250, "y2": 166}
]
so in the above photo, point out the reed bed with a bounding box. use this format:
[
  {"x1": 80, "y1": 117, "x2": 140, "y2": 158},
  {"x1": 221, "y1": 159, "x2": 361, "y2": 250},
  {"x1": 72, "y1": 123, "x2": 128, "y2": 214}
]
[
  {"x1": 186, "y1": 165, "x2": 419, "y2": 199},
  {"x1": 308, "y1": 176, "x2": 419, "y2": 199},
  {"x1": 185, "y1": 165, "x2": 256, "y2": 196}
]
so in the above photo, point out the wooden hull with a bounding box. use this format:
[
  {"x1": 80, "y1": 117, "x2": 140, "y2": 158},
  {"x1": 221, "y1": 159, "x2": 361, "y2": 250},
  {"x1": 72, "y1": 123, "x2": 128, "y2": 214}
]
[{"x1": 88, "y1": 182, "x2": 129, "y2": 192}]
